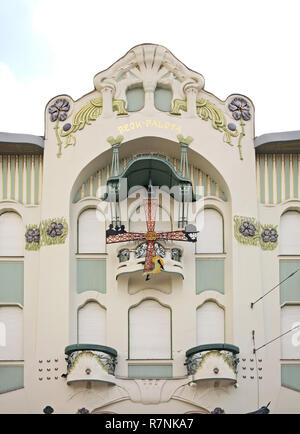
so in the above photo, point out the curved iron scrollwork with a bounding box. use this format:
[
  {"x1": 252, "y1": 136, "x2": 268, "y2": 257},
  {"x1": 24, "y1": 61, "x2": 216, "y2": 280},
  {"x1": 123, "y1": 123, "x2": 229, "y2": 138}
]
[
  {"x1": 185, "y1": 350, "x2": 239, "y2": 375},
  {"x1": 66, "y1": 350, "x2": 118, "y2": 376}
]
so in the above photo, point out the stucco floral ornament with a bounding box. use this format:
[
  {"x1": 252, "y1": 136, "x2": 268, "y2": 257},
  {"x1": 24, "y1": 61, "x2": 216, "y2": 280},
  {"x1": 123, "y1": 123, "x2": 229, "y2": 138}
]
[
  {"x1": 25, "y1": 225, "x2": 41, "y2": 251},
  {"x1": 48, "y1": 98, "x2": 71, "y2": 158},
  {"x1": 228, "y1": 97, "x2": 251, "y2": 160},
  {"x1": 260, "y1": 226, "x2": 278, "y2": 250}
]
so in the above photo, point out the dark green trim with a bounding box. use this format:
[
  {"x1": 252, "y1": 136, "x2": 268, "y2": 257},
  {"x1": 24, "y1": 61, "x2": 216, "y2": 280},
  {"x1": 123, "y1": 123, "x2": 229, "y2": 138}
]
[
  {"x1": 186, "y1": 343, "x2": 239, "y2": 357},
  {"x1": 65, "y1": 344, "x2": 117, "y2": 357}
]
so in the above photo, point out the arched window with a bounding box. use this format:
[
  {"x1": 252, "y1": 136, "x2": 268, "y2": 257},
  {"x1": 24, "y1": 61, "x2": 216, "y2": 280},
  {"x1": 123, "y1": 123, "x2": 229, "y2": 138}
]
[
  {"x1": 126, "y1": 86, "x2": 145, "y2": 112},
  {"x1": 154, "y1": 86, "x2": 173, "y2": 112},
  {"x1": 129, "y1": 299, "x2": 171, "y2": 359},
  {"x1": 78, "y1": 302, "x2": 106, "y2": 345},
  {"x1": 280, "y1": 211, "x2": 300, "y2": 255},
  {"x1": 0, "y1": 306, "x2": 23, "y2": 360},
  {"x1": 281, "y1": 305, "x2": 300, "y2": 359},
  {"x1": 196, "y1": 301, "x2": 224, "y2": 345},
  {"x1": 78, "y1": 208, "x2": 106, "y2": 253},
  {"x1": 196, "y1": 208, "x2": 223, "y2": 254},
  {"x1": 0, "y1": 212, "x2": 23, "y2": 256}
]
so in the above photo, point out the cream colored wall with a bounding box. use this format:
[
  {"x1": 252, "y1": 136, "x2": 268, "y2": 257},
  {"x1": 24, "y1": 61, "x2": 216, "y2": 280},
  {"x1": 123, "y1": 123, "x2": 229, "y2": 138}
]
[{"x1": 0, "y1": 44, "x2": 300, "y2": 413}]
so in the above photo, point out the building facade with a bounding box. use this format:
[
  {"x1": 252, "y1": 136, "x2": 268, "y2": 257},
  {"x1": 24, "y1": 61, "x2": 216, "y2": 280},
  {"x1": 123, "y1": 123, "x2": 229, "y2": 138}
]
[{"x1": 0, "y1": 44, "x2": 300, "y2": 414}]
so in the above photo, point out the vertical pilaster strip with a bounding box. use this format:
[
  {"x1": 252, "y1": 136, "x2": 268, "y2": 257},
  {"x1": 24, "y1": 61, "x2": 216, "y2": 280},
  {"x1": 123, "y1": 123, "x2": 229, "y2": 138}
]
[
  {"x1": 23, "y1": 155, "x2": 27, "y2": 205},
  {"x1": 259, "y1": 155, "x2": 265, "y2": 203},
  {"x1": 281, "y1": 154, "x2": 285, "y2": 202},
  {"x1": 39, "y1": 155, "x2": 43, "y2": 204},
  {"x1": 290, "y1": 154, "x2": 294, "y2": 198},
  {"x1": 272, "y1": 154, "x2": 276, "y2": 204},
  {"x1": 0, "y1": 155, "x2": 3, "y2": 201},
  {"x1": 31, "y1": 155, "x2": 35, "y2": 205},
  {"x1": 268, "y1": 154, "x2": 273, "y2": 204},
  {"x1": 7, "y1": 155, "x2": 11, "y2": 200},
  {"x1": 34, "y1": 156, "x2": 39, "y2": 205},
  {"x1": 264, "y1": 154, "x2": 268, "y2": 204},
  {"x1": 256, "y1": 155, "x2": 260, "y2": 202},
  {"x1": 15, "y1": 155, "x2": 19, "y2": 202},
  {"x1": 26, "y1": 154, "x2": 31, "y2": 205},
  {"x1": 284, "y1": 154, "x2": 290, "y2": 200},
  {"x1": 10, "y1": 155, "x2": 16, "y2": 201},
  {"x1": 2, "y1": 156, "x2": 7, "y2": 200},
  {"x1": 18, "y1": 155, "x2": 23, "y2": 204}
]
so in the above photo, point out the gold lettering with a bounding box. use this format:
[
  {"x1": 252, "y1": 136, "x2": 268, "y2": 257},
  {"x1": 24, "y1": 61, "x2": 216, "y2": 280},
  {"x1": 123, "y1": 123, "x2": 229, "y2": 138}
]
[
  {"x1": 135, "y1": 121, "x2": 142, "y2": 128},
  {"x1": 129, "y1": 122, "x2": 135, "y2": 130}
]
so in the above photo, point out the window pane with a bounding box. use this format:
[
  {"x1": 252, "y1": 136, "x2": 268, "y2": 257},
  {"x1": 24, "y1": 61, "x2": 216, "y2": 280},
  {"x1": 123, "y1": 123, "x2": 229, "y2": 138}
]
[
  {"x1": 0, "y1": 212, "x2": 23, "y2": 256},
  {"x1": 78, "y1": 302, "x2": 106, "y2": 345},
  {"x1": 280, "y1": 211, "x2": 300, "y2": 255},
  {"x1": 129, "y1": 300, "x2": 171, "y2": 359},
  {"x1": 78, "y1": 209, "x2": 105, "y2": 253},
  {"x1": 0, "y1": 306, "x2": 23, "y2": 360},
  {"x1": 154, "y1": 87, "x2": 173, "y2": 112},
  {"x1": 196, "y1": 209, "x2": 223, "y2": 253},
  {"x1": 281, "y1": 305, "x2": 300, "y2": 359},
  {"x1": 126, "y1": 87, "x2": 145, "y2": 112},
  {"x1": 196, "y1": 302, "x2": 224, "y2": 345}
]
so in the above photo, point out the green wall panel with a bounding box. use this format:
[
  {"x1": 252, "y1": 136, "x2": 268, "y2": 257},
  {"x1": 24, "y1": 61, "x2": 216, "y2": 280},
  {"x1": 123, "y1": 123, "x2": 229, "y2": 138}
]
[
  {"x1": 0, "y1": 366, "x2": 24, "y2": 393},
  {"x1": 76, "y1": 259, "x2": 106, "y2": 294},
  {"x1": 128, "y1": 364, "x2": 173, "y2": 379},
  {"x1": 280, "y1": 261, "x2": 300, "y2": 304},
  {"x1": 0, "y1": 262, "x2": 24, "y2": 305},
  {"x1": 195, "y1": 259, "x2": 224, "y2": 294},
  {"x1": 281, "y1": 365, "x2": 300, "y2": 392}
]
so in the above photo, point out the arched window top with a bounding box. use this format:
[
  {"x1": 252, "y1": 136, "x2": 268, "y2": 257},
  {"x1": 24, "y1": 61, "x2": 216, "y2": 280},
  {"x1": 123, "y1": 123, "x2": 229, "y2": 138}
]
[
  {"x1": 196, "y1": 208, "x2": 223, "y2": 254},
  {"x1": 0, "y1": 212, "x2": 23, "y2": 256},
  {"x1": 280, "y1": 210, "x2": 300, "y2": 255},
  {"x1": 129, "y1": 299, "x2": 171, "y2": 359},
  {"x1": 78, "y1": 208, "x2": 106, "y2": 254},
  {"x1": 196, "y1": 301, "x2": 224, "y2": 346}
]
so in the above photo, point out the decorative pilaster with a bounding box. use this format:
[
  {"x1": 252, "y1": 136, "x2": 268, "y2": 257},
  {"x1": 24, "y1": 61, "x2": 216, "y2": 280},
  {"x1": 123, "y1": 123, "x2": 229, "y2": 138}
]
[
  {"x1": 101, "y1": 83, "x2": 115, "y2": 118},
  {"x1": 184, "y1": 83, "x2": 200, "y2": 117},
  {"x1": 178, "y1": 135, "x2": 193, "y2": 179}
]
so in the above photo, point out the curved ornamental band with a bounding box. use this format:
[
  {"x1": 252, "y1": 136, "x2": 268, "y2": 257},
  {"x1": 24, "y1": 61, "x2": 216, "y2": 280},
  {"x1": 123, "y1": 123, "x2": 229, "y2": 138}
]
[{"x1": 106, "y1": 197, "x2": 197, "y2": 279}]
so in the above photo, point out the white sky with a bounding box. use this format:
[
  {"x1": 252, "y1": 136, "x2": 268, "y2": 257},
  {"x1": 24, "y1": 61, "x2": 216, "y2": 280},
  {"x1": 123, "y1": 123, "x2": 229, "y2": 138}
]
[{"x1": 1, "y1": 0, "x2": 300, "y2": 138}]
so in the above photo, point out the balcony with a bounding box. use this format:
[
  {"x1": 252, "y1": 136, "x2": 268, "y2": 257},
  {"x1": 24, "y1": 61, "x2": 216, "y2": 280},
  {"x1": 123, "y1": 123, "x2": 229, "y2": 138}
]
[
  {"x1": 116, "y1": 243, "x2": 184, "y2": 280},
  {"x1": 185, "y1": 344, "x2": 240, "y2": 386},
  {"x1": 64, "y1": 344, "x2": 118, "y2": 385}
]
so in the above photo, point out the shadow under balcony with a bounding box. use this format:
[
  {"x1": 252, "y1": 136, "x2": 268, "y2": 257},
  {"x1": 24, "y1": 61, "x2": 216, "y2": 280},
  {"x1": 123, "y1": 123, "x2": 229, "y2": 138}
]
[
  {"x1": 64, "y1": 344, "x2": 118, "y2": 385},
  {"x1": 185, "y1": 344, "x2": 240, "y2": 386}
]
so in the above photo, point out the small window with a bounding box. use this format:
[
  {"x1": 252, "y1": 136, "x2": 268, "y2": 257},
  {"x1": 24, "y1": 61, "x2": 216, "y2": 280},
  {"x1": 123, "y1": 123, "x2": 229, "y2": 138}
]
[
  {"x1": 126, "y1": 87, "x2": 145, "y2": 112},
  {"x1": 280, "y1": 211, "x2": 300, "y2": 255},
  {"x1": 281, "y1": 305, "x2": 300, "y2": 359},
  {"x1": 196, "y1": 209, "x2": 223, "y2": 254},
  {"x1": 154, "y1": 87, "x2": 173, "y2": 112},
  {"x1": 0, "y1": 212, "x2": 23, "y2": 256},
  {"x1": 196, "y1": 302, "x2": 224, "y2": 346},
  {"x1": 78, "y1": 302, "x2": 106, "y2": 345},
  {"x1": 129, "y1": 299, "x2": 171, "y2": 359},
  {"x1": 0, "y1": 306, "x2": 23, "y2": 360},
  {"x1": 78, "y1": 209, "x2": 105, "y2": 253}
]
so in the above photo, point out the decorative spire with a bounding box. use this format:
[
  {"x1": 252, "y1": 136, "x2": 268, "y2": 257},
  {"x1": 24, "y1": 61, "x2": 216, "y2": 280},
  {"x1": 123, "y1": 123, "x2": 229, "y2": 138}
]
[
  {"x1": 177, "y1": 135, "x2": 193, "y2": 179},
  {"x1": 107, "y1": 135, "x2": 124, "y2": 177}
]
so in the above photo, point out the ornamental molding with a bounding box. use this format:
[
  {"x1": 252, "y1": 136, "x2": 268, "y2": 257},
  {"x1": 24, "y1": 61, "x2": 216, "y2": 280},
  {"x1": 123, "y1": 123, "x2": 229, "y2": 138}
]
[
  {"x1": 234, "y1": 216, "x2": 278, "y2": 250},
  {"x1": 25, "y1": 217, "x2": 68, "y2": 250},
  {"x1": 93, "y1": 44, "x2": 205, "y2": 102}
]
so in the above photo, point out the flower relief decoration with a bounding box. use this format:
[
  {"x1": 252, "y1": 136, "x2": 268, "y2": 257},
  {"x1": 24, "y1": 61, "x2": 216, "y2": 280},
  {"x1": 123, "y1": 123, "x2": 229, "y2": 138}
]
[
  {"x1": 228, "y1": 97, "x2": 251, "y2": 160},
  {"x1": 234, "y1": 216, "x2": 278, "y2": 250},
  {"x1": 48, "y1": 98, "x2": 72, "y2": 158},
  {"x1": 25, "y1": 225, "x2": 41, "y2": 251},
  {"x1": 25, "y1": 218, "x2": 69, "y2": 250}
]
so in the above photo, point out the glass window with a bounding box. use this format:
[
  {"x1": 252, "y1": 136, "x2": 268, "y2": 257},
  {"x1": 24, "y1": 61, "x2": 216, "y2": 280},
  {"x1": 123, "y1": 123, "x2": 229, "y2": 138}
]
[
  {"x1": 281, "y1": 305, "x2": 300, "y2": 359},
  {"x1": 196, "y1": 301, "x2": 224, "y2": 345},
  {"x1": 154, "y1": 87, "x2": 173, "y2": 112},
  {"x1": 280, "y1": 211, "x2": 300, "y2": 255},
  {"x1": 0, "y1": 306, "x2": 23, "y2": 360},
  {"x1": 0, "y1": 212, "x2": 23, "y2": 256},
  {"x1": 78, "y1": 302, "x2": 106, "y2": 345},
  {"x1": 126, "y1": 87, "x2": 145, "y2": 112},
  {"x1": 78, "y1": 209, "x2": 105, "y2": 253},
  {"x1": 196, "y1": 209, "x2": 223, "y2": 254},
  {"x1": 129, "y1": 300, "x2": 171, "y2": 359}
]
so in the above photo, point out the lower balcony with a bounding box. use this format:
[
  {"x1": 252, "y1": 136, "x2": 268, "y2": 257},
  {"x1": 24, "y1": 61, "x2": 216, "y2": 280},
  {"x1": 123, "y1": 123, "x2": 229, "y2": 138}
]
[
  {"x1": 64, "y1": 344, "x2": 118, "y2": 385},
  {"x1": 185, "y1": 344, "x2": 240, "y2": 386}
]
